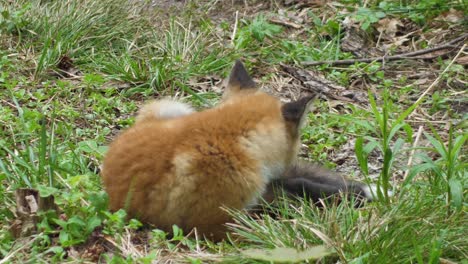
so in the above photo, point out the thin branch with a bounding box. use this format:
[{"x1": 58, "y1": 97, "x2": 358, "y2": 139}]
[
  {"x1": 231, "y1": 11, "x2": 239, "y2": 46},
  {"x1": 409, "y1": 44, "x2": 467, "y2": 118},
  {"x1": 402, "y1": 125, "x2": 424, "y2": 182},
  {"x1": 302, "y1": 33, "x2": 468, "y2": 66}
]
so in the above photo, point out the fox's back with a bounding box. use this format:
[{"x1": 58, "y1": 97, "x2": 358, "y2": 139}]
[
  {"x1": 103, "y1": 92, "x2": 285, "y2": 181},
  {"x1": 102, "y1": 93, "x2": 290, "y2": 235}
]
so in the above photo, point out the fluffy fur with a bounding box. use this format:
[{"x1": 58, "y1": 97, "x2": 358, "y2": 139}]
[
  {"x1": 101, "y1": 61, "x2": 314, "y2": 240},
  {"x1": 135, "y1": 99, "x2": 194, "y2": 123},
  {"x1": 132, "y1": 99, "x2": 385, "y2": 209}
]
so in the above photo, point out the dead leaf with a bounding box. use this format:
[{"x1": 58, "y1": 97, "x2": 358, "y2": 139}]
[
  {"x1": 342, "y1": 16, "x2": 358, "y2": 29},
  {"x1": 381, "y1": 34, "x2": 410, "y2": 50},
  {"x1": 456, "y1": 56, "x2": 468, "y2": 65},
  {"x1": 57, "y1": 55, "x2": 74, "y2": 71},
  {"x1": 81, "y1": 242, "x2": 106, "y2": 262},
  {"x1": 376, "y1": 18, "x2": 403, "y2": 39},
  {"x1": 341, "y1": 26, "x2": 369, "y2": 57},
  {"x1": 188, "y1": 75, "x2": 223, "y2": 93},
  {"x1": 436, "y1": 8, "x2": 464, "y2": 23},
  {"x1": 341, "y1": 17, "x2": 377, "y2": 57},
  {"x1": 413, "y1": 78, "x2": 429, "y2": 86}
]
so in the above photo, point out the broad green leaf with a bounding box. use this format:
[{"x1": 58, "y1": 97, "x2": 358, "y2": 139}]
[
  {"x1": 392, "y1": 138, "x2": 405, "y2": 154},
  {"x1": 0, "y1": 158, "x2": 13, "y2": 181},
  {"x1": 364, "y1": 138, "x2": 379, "y2": 154},
  {"x1": 395, "y1": 97, "x2": 422, "y2": 125},
  {"x1": 59, "y1": 230, "x2": 69, "y2": 246},
  {"x1": 382, "y1": 147, "x2": 393, "y2": 176},
  {"x1": 389, "y1": 138, "x2": 405, "y2": 169},
  {"x1": 45, "y1": 246, "x2": 64, "y2": 255},
  {"x1": 336, "y1": 116, "x2": 375, "y2": 133},
  {"x1": 388, "y1": 123, "x2": 406, "y2": 143},
  {"x1": 355, "y1": 137, "x2": 368, "y2": 175},
  {"x1": 368, "y1": 90, "x2": 383, "y2": 134},
  {"x1": 172, "y1": 224, "x2": 184, "y2": 239},
  {"x1": 425, "y1": 133, "x2": 447, "y2": 159},
  {"x1": 402, "y1": 123, "x2": 414, "y2": 142},
  {"x1": 241, "y1": 246, "x2": 334, "y2": 263},
  {"x1": 53, "y1": 218, "x2": 68, "y2": 228},
  {"x1": 68, "y1": 216, "x2": 86, "y2": 226},
  {"x1": 86, "y1": 215, "x2": 102, "y2": 233},
  {"x1": 37, "y1": 185, "x2": 59, "y2": 197},
  {"x1": 452, "y1": 134, "x2": 468, "y2": 159},
  {"x1": 350, "y1": 252, "x2": 371, "y2": 264},
  {"x1": 375, "y1": 11, "x2": 386, "y2": 18},
  {"x1": 77, "y1": 140, "x2": 97, "y2": 152},
  {"x1": 403, "y1": 163, "x2": 436, "y2": 186},
  {"x1": 448, "y1": 178, "x2": 463, "y2": 210}
]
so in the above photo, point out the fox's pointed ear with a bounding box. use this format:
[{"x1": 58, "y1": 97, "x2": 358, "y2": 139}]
[
  {"x1": 228, "y1": 60, "x2": 256, "y2": 89},
  {"x1": 223, "y1": 60, "x2": 257, "y2": 99},
  {"x1": 282, "y1": 95, "x2": 316, "y2": 129}
]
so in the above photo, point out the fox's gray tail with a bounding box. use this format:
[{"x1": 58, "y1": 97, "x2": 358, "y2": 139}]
[{"x1": 265, "y1": 163, "x2": 392, "y2": 207}]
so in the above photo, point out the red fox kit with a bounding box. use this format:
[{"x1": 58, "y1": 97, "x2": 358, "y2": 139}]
[
  {"x1": 134, "y1": 75, "x2": 381, "y2": 209},
  {"x1": 101, "y1": 60, "x2": 315, "y2": 240}
]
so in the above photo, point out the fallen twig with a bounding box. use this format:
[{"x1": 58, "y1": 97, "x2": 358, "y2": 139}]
[
  {"x1": 269, "y1": 18, "x2": 302, "y2": 29},
  {"x1": 302, "y1": 33, "x2": 468, "y2": 66},
  {"x1": 280, "y1": 63, "x2": 368, "y2": 103}
]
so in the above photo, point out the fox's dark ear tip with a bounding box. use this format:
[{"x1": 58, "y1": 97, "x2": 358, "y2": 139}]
[
  {"x1": 282, "y1": 95, "x2": 316, "y2": 124},
  {"x1": 296, "y1": 94, "x2": 317, "y2": 106},
  {"x1": 228, "y1": 59, "x2": 256, "y2": 89},
  {"x1": 234, "y1": 59, "x2": 243, "y2": 67},
  {"x1": 231, "y1": 59, "x2": 247, "y2": 74},
  {"x1": 308, "y1": 91, "x2": 320, "y2": 99},
  {"x1": 304, "y1": 94, "x2": 316, "y2": 102}
]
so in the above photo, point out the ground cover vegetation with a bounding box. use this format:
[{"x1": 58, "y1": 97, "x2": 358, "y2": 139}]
[{"x1": 0, "y1": 0, "x2": 466, "y2": 263}]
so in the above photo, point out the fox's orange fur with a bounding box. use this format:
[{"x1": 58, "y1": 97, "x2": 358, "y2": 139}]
[{"x1": 101, "y1": 61, "x2": 314, "y2": 240}]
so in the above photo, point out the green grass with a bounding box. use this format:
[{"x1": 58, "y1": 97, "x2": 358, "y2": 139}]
[
  {"x1": 230, "y1": 190, "x2": 466, "y2": 263},
  {"x1": 1, "y1": 0, "x2": 467, "y2": 263}
]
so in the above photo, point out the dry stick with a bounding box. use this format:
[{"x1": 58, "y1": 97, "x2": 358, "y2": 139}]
[
  {"x1": 269, "y1": 18, "x2": 302, "y2": 29},
  {"x1": 409, "y1": 44, "x2": 466, "y2": 118},
  {"x1": 301, "y1": 33, "x2": 468, "y2": 66},
  {"x1": 231, "y1": 11, "x2": 239, "y2": 45},
  {"x1": 104, "y1": 232, "x2": 144, "y2": 259},
  {"x1": 0, "y1": 235, "x2": 41, "y2": 264},
  {"x1": 402, "y1": 125, "x2": 424, "y2": 182}
]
